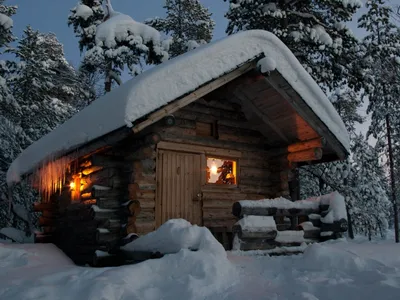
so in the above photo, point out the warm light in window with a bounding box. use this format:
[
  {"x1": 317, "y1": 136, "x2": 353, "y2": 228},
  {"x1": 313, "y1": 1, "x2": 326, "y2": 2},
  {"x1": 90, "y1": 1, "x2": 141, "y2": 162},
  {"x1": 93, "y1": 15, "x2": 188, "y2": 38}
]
[
  {"x1": 210, "y1": 162, "x2": 218, "y2": 174},
  {"x1": 206, "y1": 157, "x2": 237, "y2": 185}
]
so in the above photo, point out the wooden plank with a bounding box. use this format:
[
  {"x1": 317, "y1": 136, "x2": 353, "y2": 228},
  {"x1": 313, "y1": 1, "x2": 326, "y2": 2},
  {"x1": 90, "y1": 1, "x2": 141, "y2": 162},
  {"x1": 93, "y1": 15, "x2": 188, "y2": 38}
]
[
  {"x1": 265, "y1": 71, "x2": 348, "y2": 159},
  {"x1": 160, "y1": 133, "x2": 263, "y2": 152},
  {"x1": 131, "y1": 61, "x2": 257, "y2": 134},
  {"x1": 157, "y1": 141, "x2": 242, "y2": 158}
]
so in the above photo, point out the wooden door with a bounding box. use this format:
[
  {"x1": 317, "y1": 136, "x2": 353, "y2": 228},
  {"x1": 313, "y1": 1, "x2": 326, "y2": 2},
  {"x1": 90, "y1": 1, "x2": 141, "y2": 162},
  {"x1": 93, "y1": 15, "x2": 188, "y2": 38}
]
[{"x1": 156, "y1": 150, "x2": 203, "y2": 227}]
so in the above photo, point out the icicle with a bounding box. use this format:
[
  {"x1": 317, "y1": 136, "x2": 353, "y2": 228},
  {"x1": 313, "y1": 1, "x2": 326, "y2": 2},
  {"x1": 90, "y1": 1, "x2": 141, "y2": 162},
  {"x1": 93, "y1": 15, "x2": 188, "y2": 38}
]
[{"x1": 30, "y1": 156, "x2": 73, "y2": 202}]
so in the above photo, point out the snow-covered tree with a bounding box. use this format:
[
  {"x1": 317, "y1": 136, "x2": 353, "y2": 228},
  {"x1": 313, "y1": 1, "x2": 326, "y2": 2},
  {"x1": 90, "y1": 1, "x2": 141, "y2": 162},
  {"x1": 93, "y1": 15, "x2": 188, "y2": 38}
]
[
  {"x1": 68, "y1": 0, "x2": 105, "y2": 101},
  {"x1": 358, "y1": 0, "x2": 400, "y2": 242},
  {"x1": 0, "y1": 0, "x2": 16, "y2": 48},
  {"x1": 145, "y1": 0, "x2": 215, "y2": 58},
  {"x1": 68, "y1": 0, "x2": 105, "y2": 53},
  {"x1": 8, "y1": 26, "x2": 77, "y2": 144},
  {"x1": 84, "y1": 0, "x2": 169, "y2": 92},
  {"x1": 223, "y1": 0, "x2": 362, "y2": 90}
]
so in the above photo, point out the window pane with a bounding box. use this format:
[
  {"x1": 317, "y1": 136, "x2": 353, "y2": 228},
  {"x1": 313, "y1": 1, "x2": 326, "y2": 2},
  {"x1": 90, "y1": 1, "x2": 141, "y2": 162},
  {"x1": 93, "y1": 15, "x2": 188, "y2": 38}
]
[{"x1": 206, "y1": 157, "x2": 237, "y2": 185}]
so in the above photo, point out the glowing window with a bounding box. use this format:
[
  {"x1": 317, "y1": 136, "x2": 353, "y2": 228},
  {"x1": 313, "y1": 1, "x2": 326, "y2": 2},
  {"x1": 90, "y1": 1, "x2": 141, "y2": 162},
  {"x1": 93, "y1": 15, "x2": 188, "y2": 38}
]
[{"x1": 206, "y1": 157, "x2": 237, "y2": 185}]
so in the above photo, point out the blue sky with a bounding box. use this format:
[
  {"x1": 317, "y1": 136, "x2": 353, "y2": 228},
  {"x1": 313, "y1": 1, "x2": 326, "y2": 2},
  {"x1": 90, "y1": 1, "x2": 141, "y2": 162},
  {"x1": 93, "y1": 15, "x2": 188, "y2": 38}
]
[
  {"x1": 6, "y1": 0, "x2": 229, "y2": 67},
  {"x1": 5, "y1": 0, "x2": 373, "y2": 67}
]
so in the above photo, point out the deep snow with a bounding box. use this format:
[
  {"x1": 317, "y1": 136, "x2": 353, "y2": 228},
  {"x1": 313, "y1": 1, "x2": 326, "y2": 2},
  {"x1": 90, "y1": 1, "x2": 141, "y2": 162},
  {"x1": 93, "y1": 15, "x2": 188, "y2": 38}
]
[{"x1": 1, "y1": 233, "x2": 399, "y2": 300}]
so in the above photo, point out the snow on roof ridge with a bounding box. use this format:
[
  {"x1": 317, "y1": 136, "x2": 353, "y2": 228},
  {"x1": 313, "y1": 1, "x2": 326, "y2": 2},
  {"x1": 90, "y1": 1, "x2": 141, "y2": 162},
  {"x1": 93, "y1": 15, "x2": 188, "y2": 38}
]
[{"x1": 6, "y1": 30, "x2": 349, "y2": 185}]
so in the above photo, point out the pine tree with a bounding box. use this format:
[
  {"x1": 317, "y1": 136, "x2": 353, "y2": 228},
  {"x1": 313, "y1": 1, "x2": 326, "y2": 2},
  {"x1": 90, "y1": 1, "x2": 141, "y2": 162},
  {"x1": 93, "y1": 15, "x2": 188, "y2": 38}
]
[
  {"x1": 84, "y1": 0, "x2": 169, "y2": 92},
  {"x1": 223, "y1": 0, "x2": 362, "y2": 90},
  {"x1": 0, "y1": 0, "x2": 16, "y2": 47},
  {"x1": 358, "y1": 0, "x2": 400, "y2": 242},
  {"x1": 145, "y1": 0, "x2": 215, "y2": 58},
  {"x1": 68, "y1": 0, "x2": 105, "y2": 101},
  {"x1": 68, "y1": 0, "x2": 105, "y2": 52},
  {"x1": 8, "y1": 26, "x2": 77, "y2": 144}
]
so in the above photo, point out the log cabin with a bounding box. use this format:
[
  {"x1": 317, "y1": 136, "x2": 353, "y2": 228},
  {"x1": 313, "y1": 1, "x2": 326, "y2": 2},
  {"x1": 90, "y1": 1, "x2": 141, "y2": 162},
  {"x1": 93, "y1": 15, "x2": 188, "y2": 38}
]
[{"x1": 7, "y1": 30, "x2": 350, "y2": 265}]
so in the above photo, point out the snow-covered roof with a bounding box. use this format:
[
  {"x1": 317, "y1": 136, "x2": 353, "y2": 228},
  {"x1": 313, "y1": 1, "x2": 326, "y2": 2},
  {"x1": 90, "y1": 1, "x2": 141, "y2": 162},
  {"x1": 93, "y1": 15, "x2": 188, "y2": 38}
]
[{"x1": 7, "y1": 30, "x2": 350, "y2": 184}]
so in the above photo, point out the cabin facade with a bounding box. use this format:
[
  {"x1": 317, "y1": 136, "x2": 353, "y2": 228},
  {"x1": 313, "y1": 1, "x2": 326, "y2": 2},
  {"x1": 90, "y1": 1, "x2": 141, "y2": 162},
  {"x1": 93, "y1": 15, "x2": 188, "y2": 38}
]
[{"x1": 7, "y1": 31, "x2": 349, "y2": 265}]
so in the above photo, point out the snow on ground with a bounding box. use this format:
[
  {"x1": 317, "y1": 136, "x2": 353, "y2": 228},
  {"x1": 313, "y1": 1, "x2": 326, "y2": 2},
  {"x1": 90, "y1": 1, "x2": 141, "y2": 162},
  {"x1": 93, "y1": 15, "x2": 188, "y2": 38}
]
[{"x1": 1, "y1": 228, "x2": 400, "y2": 300}]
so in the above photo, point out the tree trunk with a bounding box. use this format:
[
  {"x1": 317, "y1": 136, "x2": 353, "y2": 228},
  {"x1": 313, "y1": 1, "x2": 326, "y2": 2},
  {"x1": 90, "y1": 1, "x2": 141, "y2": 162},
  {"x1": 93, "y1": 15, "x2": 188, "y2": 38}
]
[
  {"x1": 386, "y1": 114, "x2": 399, "y2": 243},
  {"x1": 346, "y1": 205, "x2": 354, "y2": 239},
  {"x1": 105, "y1": 61, "x2": 112, "y2": 93}
]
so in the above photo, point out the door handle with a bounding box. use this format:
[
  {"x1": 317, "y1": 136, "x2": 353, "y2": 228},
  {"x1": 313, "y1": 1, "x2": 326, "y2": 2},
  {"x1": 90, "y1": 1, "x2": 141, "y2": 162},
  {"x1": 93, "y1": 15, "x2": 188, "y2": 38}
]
[{"x1": 194, "y1": 192, "x2": 202, "y2": 202}]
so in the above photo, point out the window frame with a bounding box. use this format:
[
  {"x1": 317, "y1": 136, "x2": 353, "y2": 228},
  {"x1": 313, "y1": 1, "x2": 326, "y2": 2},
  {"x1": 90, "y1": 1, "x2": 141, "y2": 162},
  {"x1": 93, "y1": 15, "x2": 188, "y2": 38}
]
[{"x1": 205, "y1": 155, "x2": 239, "y2": 188}]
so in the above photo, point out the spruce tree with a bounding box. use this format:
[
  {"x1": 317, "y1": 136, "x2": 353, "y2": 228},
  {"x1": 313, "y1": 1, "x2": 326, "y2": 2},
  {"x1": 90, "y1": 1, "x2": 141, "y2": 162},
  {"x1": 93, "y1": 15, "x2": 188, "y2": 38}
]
[
  {"x1": 68, "y1": 0, "x2": 105, "y2": 101},
  {"x1": 223, "y1": 0, "x2": 362, "y2": 90},
  {"x1": 0, "y1": 0, "x2": 16, "y2": 47},
  {"x1": 358, "y1": 0, "x2": 400, "y2": 242},
  {"x1": 145, "y1": 0, "x2": 215, "y2": 58},
  {"x1": 84, "y1": 0, "x2": 169, "y2": 92},
  {"x1": 8, "y1": 26, "x2": 77, "y2": 144},
  {"x1": 68, "y1": 0, "x2": 105, "y2": 53}
]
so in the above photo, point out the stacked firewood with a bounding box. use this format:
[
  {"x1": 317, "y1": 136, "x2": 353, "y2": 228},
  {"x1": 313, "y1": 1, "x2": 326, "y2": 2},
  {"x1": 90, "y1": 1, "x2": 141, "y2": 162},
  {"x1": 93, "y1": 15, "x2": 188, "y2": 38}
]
[{"x1": 231, "y1": 197, "x2": 348, "y2": 254}]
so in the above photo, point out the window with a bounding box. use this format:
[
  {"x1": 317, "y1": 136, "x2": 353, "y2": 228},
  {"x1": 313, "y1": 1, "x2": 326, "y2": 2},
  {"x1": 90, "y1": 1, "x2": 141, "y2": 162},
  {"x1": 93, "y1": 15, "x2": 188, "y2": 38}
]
[{"x1": 206, "y1": 157, "x2": 237, "y2": 185}]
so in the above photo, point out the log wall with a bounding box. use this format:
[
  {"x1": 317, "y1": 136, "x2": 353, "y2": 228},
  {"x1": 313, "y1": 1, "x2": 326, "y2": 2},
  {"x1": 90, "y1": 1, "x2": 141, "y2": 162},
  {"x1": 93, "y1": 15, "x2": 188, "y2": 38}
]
[
  {"x1": 34, "y1": 152, "x2": 137, "y2": 266},
  {"x1": 157, "y1": 98, "x2": 291, "y2": 237}
]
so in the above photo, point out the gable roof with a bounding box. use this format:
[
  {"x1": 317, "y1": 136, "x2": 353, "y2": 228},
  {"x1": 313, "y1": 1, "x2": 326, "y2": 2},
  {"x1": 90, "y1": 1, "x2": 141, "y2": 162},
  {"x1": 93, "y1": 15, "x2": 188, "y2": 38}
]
[{"x1": 7, "y1": 30, "x2": 349, "y2": 185}]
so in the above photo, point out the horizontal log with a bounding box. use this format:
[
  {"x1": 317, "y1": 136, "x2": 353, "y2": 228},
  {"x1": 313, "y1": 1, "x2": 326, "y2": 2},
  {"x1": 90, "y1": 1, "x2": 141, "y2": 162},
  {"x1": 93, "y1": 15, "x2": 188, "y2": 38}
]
[
  {"x1": 288, "y1": 138, "x2": 325, "y2": 153},
  {"x1": 239, "y1": 178, "x2": 273, "y2": 188},
  {"x1": 137, "y1": 199, "x2": 155, "y2": 209},
  {"x1": 160, "y1": 133, "x2": 267, "y2": 152},
  {"x1": 136, "y1": 221, "x2": 156, "y2": 234},
  {"x1": 136, "y1": 208, "x2": 154, "y2": 221},
  {"x1": 237, "y1": 185, "x2": 272, "y2": 196},
  {"x1": 232, "y1": 225, "x2": 277, "y2": 239},
  {"x1": 81, "y1": 166, "x2": 103, "y2": 176},
  {"x1": 233, "y1": 236, "x2": 277, "y2": 251},
  {"x1": 128, "y1": 183, "x2": 156, "y2": 199},
  {"x1": 203, "y1": 217, "x2": 237, "y2": 230},
  {"x1": 268, "y1": 138, "x2": 325, "y2": 157},
  {"x1": 203, "y1": 208, "x2": 233, "y2": 220},
  {"x1": 202, "y1": 191, "x2": 248, "y2": 201},
  {"x1": 33, "y1": 202, "x2": 58, "y2": 212},
  {"x1": 232, "y1": 202, "x2": 320, "y2": 218},
  {"x1": 287, "y1": 148, "x2": 323, "y2": 163},
  {"x1": 91, "y1": 187, "x2": 126, "y2": 199},
  {"x1": 96, "y1": 229, "x2": 121, "y2": 244},
  {"x1": 240, "y1": 167, "x2": 271, "y2": 179},
  {"x1": 90, "y1": 207, "x2": 120, "y2": 221},
  {"x1": 320, "y1": 219, "x2": 348, "y2": 233},
  {"x1": 202, "y1": 199, "x2": 238, "y2": 209}
]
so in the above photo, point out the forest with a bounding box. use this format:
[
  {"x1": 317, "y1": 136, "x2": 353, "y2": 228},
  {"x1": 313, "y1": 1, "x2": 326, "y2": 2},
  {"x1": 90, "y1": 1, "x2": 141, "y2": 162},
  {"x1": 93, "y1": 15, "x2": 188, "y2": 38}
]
[{"x1": 0, "y1": 0, "x2": 399, "y2": 242}]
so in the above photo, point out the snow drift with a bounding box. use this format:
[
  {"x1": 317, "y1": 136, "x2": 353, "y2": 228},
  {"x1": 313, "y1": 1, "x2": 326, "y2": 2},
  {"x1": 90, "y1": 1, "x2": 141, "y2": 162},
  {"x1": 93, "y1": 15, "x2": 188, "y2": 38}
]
[
  {"x1": 122, "y1": 219, "x2": 226, "y2": 257},
  {"x1": 2, "y1": 237, "x2": 400, "y2": 300},
  {"x1": 0, "y1": 220, "x2": 235, "y2": 300}
]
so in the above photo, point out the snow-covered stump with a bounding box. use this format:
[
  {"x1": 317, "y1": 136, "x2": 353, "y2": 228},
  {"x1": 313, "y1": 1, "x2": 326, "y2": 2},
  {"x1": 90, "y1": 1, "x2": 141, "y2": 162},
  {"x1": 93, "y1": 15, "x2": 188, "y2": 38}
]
[{"x1": 231, "y1": 192, "x2": 348, "y2": 254}]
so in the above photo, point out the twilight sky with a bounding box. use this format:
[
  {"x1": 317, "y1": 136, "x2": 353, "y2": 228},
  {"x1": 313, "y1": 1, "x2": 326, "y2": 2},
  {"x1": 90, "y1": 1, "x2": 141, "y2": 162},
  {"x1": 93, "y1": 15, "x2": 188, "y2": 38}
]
[{"x1": 5, "y1": 0, "x2": 374, "y2": 67}]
